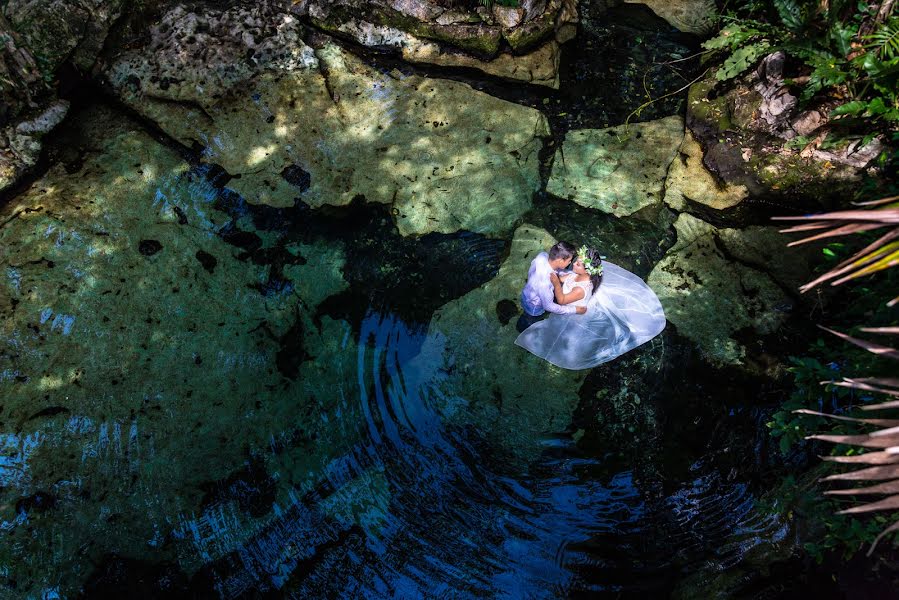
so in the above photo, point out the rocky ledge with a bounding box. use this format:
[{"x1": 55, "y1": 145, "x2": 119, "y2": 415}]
[
  {"x1": 295, "y1": 0, "x2": 579, "y2": 88},
  {"x1": 687, "y1": 51, "x2": 887, "y2": 206},
  {"x1": 1, "y1": 0, "x2": 128, "y2": 193},
  {"x1": 104, "y1": 3, "x2": 548, "y2": 237}
]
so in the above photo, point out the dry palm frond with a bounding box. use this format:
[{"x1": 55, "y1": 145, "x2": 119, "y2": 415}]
[
  {"x1": 779, "y1": 198, "x2": 899, "y2": 554},
  {"x1": 795, "y1": 325, "x2": 899, "y2": 554},
  {"x1": 774, "y1": 197, "x2": 899, "y2": 294}
]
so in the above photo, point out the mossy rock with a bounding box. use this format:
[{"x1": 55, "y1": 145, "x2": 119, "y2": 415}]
[{"x1": 547, "y1": 115, "x2": 685, "y2": 217}]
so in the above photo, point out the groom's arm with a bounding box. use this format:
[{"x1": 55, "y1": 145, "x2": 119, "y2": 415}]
[{"x1": 539, "y1": 283, "x2": 581, "y2": 315}]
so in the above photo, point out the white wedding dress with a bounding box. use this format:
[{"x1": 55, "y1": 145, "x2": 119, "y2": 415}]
[{"x1": 514, "y1": 262, "x2": 666, "y2": 370}]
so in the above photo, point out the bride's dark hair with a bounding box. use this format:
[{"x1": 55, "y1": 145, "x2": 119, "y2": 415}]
[{"x1": 580, "y1": 247, "x2": 604, "y2": 290}]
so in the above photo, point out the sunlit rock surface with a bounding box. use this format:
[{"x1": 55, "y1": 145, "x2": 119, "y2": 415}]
[
  {"x1": 403, "y1": 36, "x2": 563, "y2": 88},
  {"x1": 546, "y1": 115, "x2": 684, "y2": 217},
  {"x1": 305, "y1": 14, "x2": 565, "y2": 87},
  {"x1": 300, "y1": 0, "x2": 578, "y2": 56},
  {"x1": 663, "y1": 129, "x2": 748, "y2": 212},
  {"x1": 0, "y1": 107, "x2": 363, "y2": 596},
  {"x1": 405, "y1": 224, "x2": 586, "y2": 463},
  {"x1": 105, "y1": 4, "x2": 547, "y2": 237},
  {"x1": 647, "y1": 213, "x2": 793, "y2": 366},
  {"x1": 624, "y1": 0, "x2": 717, "y2": 34}
]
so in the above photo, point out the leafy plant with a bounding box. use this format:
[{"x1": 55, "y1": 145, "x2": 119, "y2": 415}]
[
  {"x1": 775, "y1": 196, "x2": 899, "y2": 553},
  {"x1": 701, "y1": 1, "x2": 899, "y2": 127}
]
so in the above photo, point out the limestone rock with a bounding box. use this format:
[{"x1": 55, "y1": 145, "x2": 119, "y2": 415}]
[
  {"x1": 403, "y1": 37, "x2": 562, "y2": 88},
  {"x1": 0, "y1": 106, "x2": 363, "y2": 596},
  {"x1": 326, "y1": 17, "x2": 563, "y2": 88},
  {"x1": 547, "y1": 115, "x2": 684, "y2": 217},
  {"x1": 104, "y1": 4, "x2": 318, "y2": 106},
  {"x1": 647, "y1": 213, "x2": 793, "y2": 366},
  {"x1": 3, "y1": 0, "x2": 127, "y2": 76},
  {"x1": 0, "y1": 100, "x2": 69, "y2": 193},
  {"x1": 686, "y1": 66, "x2": 885, "y2": 203},
  {"x1": 404, "y1": 224, "x2": 587, "y2": 463},
  {"x1": 0, "y1": 11, "x2": 47, "y2": 126},
  {"x1": 663, "y1": 129, "x2": 748, "y2": 211},
  {"x1": 302, "y1": 0, "x2": 576, "y2": 55},
  {"x1": 624, "y1": 0, "x2": 717, "y2": 34},
  {"x1": 106, "y1": 14, "x2": 548, "y2": 237},
  {"x1": 301, "y1": 0, "x2": 576, "y2": 87},
  {"x1": 716, "y1": 225, "x2": 818, "y2": 294},
  {"x1": 0, "y1": 0, "x2": 127, "y2": 191}
]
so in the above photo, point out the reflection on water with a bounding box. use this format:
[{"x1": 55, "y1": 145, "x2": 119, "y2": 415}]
[
  {"x1": 153, "y1": 311, "x2": 786, "y2": 598},
  {"x1": 0, "y1": 29, "x2": 799, "y2": 598}
]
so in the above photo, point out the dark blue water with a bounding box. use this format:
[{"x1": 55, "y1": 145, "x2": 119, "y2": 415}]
[{"x1": 0, "y1": 6, "x2": 821, "y2": 599}]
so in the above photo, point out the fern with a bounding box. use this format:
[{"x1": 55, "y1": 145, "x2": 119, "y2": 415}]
[
  {"x1": 773, "y1": 0, "x2": 807, "y2": 32},
  {"x1": 716, "y1": 41, "x2": 772, "y2": 81},
  {"x1": 829, "y1": 22, "x2": 854, "y2": 58},
  {"x1": 801, "y1": 54, "x2": 849, "y2": 101},
  {"x1": 702, "y1": 22, "x2": 768, "y2": 51},
  {"x1": 707, "y1": 2, "x2": 898, "y2": 130},
  {"x1": 864, "y1": 17, "x2": 899, "y2": 60}
]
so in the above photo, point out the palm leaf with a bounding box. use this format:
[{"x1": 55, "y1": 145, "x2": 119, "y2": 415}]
[
  {"x1": 818, "y1": 326, "x2": 899, "y2": 360},
  {"x1": 778, "y1": 197, "x2": 899, "y2": 553},
  {"x1": 822, "y1": 452, "x2": 899, "y2": 464},
  {"x1": 838, "y1": 495, "x2": 899, "y2": 514},
  {"x1": 793, "y1": 408, "x2": 899, "y2": 426},
  {"x1": 825, "y1": 480, "x2": 899, "y2": 495},
  {"x1": 864, "y1": 18, "x2": 899, "y2": 59}
]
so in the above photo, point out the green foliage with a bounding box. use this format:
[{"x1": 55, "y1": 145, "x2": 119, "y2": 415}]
[
  {"x1": 864, "y1": 17, "x2": 899, "y2": 59},
  {"x1": 717, "y1": 41, "x2": 772, "y2": 80},
  {"x1": 704, "y1": 1, "x2": 899, "y2": 128},
  {"x1": 703, "y1": 23, "x2": 769, "y2": 50},
  {"x1": 757, "y1": 475, "x2": 899, "y2": 562},
  {"x1": 767, "y1": 351, "x2": 851, "y2": 455},
  {"x1": 773, "y1": 0, "x2": 809, "y2": 32},
  {"x1": 805, "y1": 510, "x2": 898, "y2": 562},
  {"x1": 803, "y1": 54, "x2": 850, "y2": 101}
]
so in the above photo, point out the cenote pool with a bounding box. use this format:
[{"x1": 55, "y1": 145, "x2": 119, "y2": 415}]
[{"x1": 0, "y1": 2, "x2": 847, "y2": 598}]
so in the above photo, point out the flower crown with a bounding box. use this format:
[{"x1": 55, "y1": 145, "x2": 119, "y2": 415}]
[{"x1": 577, "y1": 245, "x2": 604, "y2": 276}]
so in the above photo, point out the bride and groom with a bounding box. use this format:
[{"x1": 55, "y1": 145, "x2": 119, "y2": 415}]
[{"x1": 515, "y1": 241, "x2": 666, "y2": 370}]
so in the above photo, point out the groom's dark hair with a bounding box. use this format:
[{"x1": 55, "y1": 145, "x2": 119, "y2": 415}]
[{"x1": 548, "y1": 241, "x2": 576, "y2": 261}]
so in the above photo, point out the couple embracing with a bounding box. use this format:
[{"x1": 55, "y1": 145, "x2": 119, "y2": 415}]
[{"x1": 514, "y1": 241, "x2": 666, "y2": 370}]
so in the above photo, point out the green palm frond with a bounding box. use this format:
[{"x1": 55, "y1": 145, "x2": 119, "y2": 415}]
[{"x1": 865, "y1": 18, "x2": 899, "y2": 60}]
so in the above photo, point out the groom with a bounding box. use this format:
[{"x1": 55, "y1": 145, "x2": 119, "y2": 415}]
[{"x1": 516, "y1": 241, "x2": 586, "y2": 333}]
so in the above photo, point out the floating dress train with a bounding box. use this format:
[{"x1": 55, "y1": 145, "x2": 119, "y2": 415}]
[{"x1": 514, "y1": 262, "x2": 666, "y2": 370}]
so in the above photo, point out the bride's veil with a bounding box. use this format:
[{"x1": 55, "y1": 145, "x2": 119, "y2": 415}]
[{"x1": 514, "y1": 262, "x2": 666, "y2": 370}]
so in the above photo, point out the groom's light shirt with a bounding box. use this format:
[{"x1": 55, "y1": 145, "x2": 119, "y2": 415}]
[{"x1": 521, "y1": 252, "x2": 578, "y2": 316}]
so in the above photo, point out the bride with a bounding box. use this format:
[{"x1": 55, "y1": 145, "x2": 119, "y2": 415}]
[{"x1": 514, "y1": 246, "x2": 666, "y2": 370}]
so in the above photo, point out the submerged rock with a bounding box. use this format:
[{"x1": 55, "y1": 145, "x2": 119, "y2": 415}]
[
  {"x1": 647, "y1": 213, "x2": 796, "y2": 367},
  {"x1": 0, "y1": 106, "x2": 360, "y2": 596},
  {"x1": 547, "y1": 115, "x2": 684, "y2": 217},
  {"x1": 105, "y1": 5, "x2": 548, "y2": 237},
  {"x1": 404, "y1": 224, "x2": 587, "y2": 463}
]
